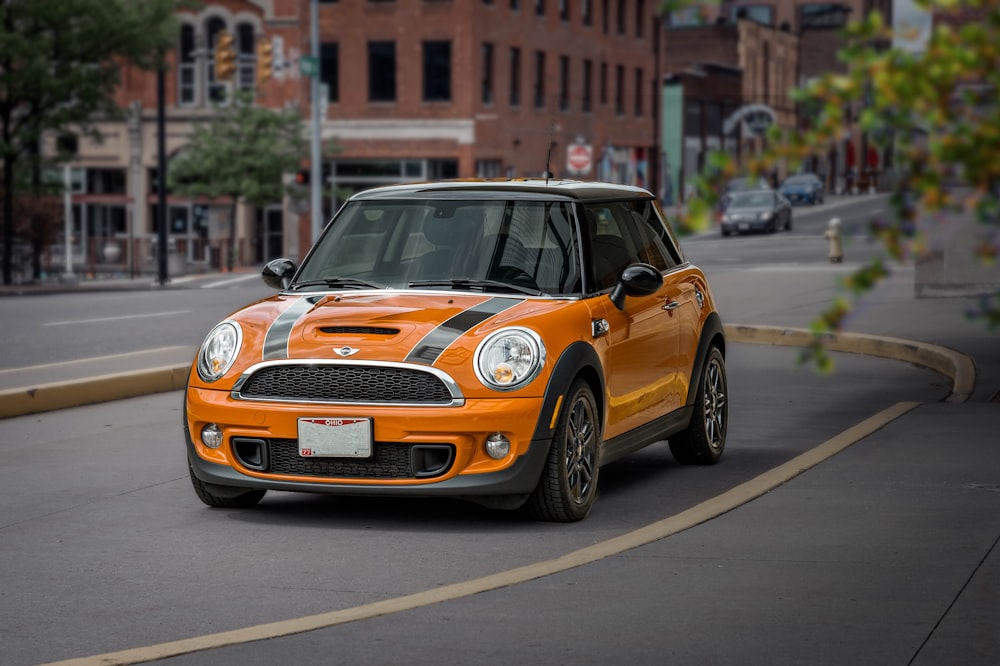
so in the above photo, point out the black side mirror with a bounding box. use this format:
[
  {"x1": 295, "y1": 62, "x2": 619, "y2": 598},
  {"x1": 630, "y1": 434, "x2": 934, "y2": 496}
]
[
  {"x1": 609, "y1": 263, "x2": 661, "y2": 311},
  {"x1": 262, "y1": 258, "x2": 297, "y2": 290}
]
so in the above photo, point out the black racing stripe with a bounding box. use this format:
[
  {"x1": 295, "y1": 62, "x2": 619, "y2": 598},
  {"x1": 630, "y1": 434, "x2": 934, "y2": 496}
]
[
  {"x1": 405, "y1": 297, "x2": 522, "y2": 365},
  {"x1": 262, "y1": 296, "x2": 320, "y2": 360}
]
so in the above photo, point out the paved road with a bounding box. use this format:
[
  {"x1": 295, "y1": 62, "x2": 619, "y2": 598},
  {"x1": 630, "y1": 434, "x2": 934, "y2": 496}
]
[{"x1": 1, "y1": 194, "x2": 998, "y2": 665}]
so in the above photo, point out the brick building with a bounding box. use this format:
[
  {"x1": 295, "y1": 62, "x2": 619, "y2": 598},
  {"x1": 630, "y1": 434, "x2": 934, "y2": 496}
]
[{"x1": 59, "y1": 0, "x2": 660, "y2": 274}]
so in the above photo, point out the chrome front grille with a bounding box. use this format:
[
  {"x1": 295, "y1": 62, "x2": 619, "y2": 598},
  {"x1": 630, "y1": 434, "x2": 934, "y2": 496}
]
[{"x1": 232, "y1": 361, "x2": 463, "y2": 405}]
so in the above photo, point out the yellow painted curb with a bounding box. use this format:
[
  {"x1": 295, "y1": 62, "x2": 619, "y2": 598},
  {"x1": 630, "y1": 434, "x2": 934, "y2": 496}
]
[
  {"x1": 722, "y1": 324, "x2": 976, "y2": 403},
  {"x1": 0, "y1": 365, "x2": 190, "y2": 419}
]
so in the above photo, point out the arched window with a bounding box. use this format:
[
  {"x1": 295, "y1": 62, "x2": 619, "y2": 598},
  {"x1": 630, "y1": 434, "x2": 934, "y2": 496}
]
[
  {"x1": 206, "y1": 16, "x2": 227, "y2": 103},
  {"x1": 178, "y1": 24, "x2": 196, "y2": 106},
  {"x1": 236, "y1": 23, "x2": 256, "y2": 92}
]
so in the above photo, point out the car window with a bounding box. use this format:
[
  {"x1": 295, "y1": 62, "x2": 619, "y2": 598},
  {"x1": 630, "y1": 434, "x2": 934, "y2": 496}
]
[
  {"x1": 583, "y1": 199, "x2": 676, "y2": 291},
  {"x1": 296, "y1": 199, "x2": 581, "y2": 295}
]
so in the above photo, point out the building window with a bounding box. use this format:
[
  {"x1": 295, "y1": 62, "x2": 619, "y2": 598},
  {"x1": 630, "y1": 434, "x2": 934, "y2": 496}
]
[
  {"x1": 615, "y1": 64, "x2": 624, "y2": 115},
  {"x1": 616, "y1": 0, "x2": 625, "y2": 35},
  {"x1": 582, "y1": 0, "x2": 592, "y2": 26},
  {"x1": 602, "y1": 0, "x2": 609, "y2": 34},
  {"x1": 582, "y1": 59, "x2": 593, "y2": 112},
  {"x1": 510, "y1": 0, "x2": 520, "y2": 10},
  {"x1": 559, "y1": 0, "x2": 569, "y2": 21},
  {"x1": 481, "y1": 42, "x2": 494, "y2": 104},
  {"x1": 732, "y1": 5, "x2": 774, "y2": 26},
  {"x1": 476, "y1": 159, "x2": 502, "y2": 177},
  {"x1": 368, "y1": 41, "x2": 396, "y2": 102},
  {"x1": 600, "y1": 61, "x2": 607, "y2": 105},
  {"x1": 206, "y1": 18, "x2": 226, "y2": 103},
  {"x1": 558, "y1": 55, "x2": 569, "y2": 111},
  {"x1": 178, "y1": 24, "x2": 196, "y2": 106},
  {"x1": 321, "y1": 42, "x2": 339, "y2": 102},
  {"x1": 636, "y1": 0, "x2": 644, "y2": 37},
  {"x1": 534, "y1": 51, "x2": 546, "y2": 109},
  {"x1": 799, "y1": 3, "x2": 849, "y2": 29},
  {"x1": 535, "y1": 0, "x2": 545, "y2": 17},
  {"x1": 236, "y1": 23, "x2": 255, "y2": 92},
  {"x1": 634, "y1": 67, "x2": 643, "y2": 116},
  {"x1": 509, "y1": 47, "x2": 521, "y2": 106},
  {"x1": 423, "y1": 41, "x2": 452, "y2": 101}
]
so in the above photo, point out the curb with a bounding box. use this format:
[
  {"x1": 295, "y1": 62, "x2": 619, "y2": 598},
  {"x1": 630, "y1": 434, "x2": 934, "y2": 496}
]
[{"x1": 0, "y1": 324, "x2": 977, "y2": 419}]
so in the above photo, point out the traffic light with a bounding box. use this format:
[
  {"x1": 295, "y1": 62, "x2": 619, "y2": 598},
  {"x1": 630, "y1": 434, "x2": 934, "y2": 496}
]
[
  {"x1": 295, "y1": 169, "x2": 309, "y2": 186},
  {"x1": 256, "y1": 39, "x2": 272, "y2": 85},
  {"x1": 215, "y1": 31, "x2": 236, "y2": 81}
]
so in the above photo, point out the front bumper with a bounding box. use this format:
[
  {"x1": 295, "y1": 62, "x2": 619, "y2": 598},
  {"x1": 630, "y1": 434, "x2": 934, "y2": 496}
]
[
  {"x1": 722, "y1": 218, "x2": 771, "y2": 233},
  {"x1": 184, "y1": 387, "x2": 552, "y2": 498}
]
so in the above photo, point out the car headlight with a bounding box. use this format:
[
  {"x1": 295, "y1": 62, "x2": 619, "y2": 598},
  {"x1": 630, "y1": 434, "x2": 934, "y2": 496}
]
[
  {"x1": 474, "y1": 327, "x2": 545, "y2": 391},
  {"x1": 196, "y1": 321, "x2": 243, "y2": 382},
  {"x1": 760, "y1": 212, "x2": 773, "y2": 221}
]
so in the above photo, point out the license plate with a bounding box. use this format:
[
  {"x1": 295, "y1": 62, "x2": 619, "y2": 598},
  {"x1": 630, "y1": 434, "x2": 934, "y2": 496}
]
[
  {"x1": 738, "y1": 223, "x2": 750, "y2": 231},
  {"x1": 298, "y1": 417, "x2": 372, "y2": 458}
]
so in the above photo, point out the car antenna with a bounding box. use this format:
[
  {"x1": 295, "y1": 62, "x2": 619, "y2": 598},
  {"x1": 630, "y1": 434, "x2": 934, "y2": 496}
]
[{"x1": 543, "y1": 122, "x2": 554, "y2": 184}]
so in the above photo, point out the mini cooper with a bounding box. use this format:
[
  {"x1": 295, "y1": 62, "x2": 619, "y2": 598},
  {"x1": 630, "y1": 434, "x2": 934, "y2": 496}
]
[{"x1": 184, "y1": 179, "x2": 728, "y2": 522}]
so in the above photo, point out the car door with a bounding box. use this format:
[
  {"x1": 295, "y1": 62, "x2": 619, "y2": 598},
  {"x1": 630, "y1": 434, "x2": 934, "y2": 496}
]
[{"x1": 585, "y1": 200, "x2": 692, "y2": 439}]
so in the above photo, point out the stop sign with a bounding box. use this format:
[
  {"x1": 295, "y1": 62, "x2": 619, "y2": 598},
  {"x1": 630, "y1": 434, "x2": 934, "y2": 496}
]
[{"x1": 566, "y1": 144, "x2": 592, "y2": 175}]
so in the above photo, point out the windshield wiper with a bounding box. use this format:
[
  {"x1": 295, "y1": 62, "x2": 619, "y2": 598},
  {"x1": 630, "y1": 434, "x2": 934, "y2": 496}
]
[
  {"x1": 290, "y1": 277, "x2": 388, "y2": 291},
  {"x1": 408, "y1": 278, "x2": 542, "y2": 296}
]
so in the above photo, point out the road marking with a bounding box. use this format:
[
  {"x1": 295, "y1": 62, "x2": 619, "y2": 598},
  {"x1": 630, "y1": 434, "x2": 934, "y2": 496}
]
[
  {"x1": 42, "y1": 311, "x2": 192, "y2": 327},
  {"x1": 42, "y1": 401, "x2": 921, "y2": 666},
  {"x1": 0, "y1": 347, "x2": 192, "y2": 375},
  {"x1": 200, "y1": 273, "x2": 261, "y2": 288}
]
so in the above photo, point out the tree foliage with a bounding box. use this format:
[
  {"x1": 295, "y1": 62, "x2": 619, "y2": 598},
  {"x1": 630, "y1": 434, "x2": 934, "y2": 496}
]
[
  {"x1": 663, "y1": 0, "x2": 1000, "y2": 369},
  {"x1": 167, "y1": 92, "x2": 309, "y2": 270},
  {"x1": 0, "y1": 0, "x2": 180, "y2": 284}
]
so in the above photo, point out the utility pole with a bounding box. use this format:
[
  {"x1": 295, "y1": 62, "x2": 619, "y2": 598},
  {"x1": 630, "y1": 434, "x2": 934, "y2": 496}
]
[
  {"x1": 309, "y1": 0, "x2": 322, "y2": 245},
  {"x1": 156, "y1": 59, "x2": 168, "y2": 286}
]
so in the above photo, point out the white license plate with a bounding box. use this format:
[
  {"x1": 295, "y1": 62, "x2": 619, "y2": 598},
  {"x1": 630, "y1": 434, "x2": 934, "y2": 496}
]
[
  {"x1": 738, "y1": 223, "x2": 750, "y2": 231},
  {"x1": 298, "y1": 417, "x2": 372, "y2": 458}
]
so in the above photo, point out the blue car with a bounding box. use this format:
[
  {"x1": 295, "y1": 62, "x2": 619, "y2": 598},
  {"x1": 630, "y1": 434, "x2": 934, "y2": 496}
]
[{"x1": 779, "y1": 174, "x2": 825, "y2": 205}]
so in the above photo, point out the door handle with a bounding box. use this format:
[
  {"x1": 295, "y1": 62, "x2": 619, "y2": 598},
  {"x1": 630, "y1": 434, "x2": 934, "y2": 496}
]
[{"x1": 663, "y1": 301, "x2": 681, "y2": 311}]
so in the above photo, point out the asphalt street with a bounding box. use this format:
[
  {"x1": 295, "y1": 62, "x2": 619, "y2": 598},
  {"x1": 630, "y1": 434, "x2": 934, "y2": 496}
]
[{"x1": 0, "y1": 202, "x2": 998, "y2": 664}]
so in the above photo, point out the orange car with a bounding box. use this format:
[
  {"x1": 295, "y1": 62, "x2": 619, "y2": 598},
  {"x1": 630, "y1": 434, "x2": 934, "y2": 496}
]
[{"x1": 185, "y1": 179, "x2": 728, "y2": 521}]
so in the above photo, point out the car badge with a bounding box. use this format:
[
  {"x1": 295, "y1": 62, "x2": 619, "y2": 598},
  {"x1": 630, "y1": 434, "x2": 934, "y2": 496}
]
[{"x1": 335, "y1": 346, "x2": 361, "y2": 357}]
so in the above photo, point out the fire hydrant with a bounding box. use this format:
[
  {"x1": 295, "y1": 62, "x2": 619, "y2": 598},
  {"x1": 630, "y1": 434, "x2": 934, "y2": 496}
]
[{"x1": 824, "y1": 218, "x2": 843, "y2": 263}]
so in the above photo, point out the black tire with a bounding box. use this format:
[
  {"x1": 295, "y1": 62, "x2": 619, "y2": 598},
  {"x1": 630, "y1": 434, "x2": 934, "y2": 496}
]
[
  {"x1": 188, "y1": 461, "x2": 266, "y2": 508},
  {"x1": 526, "y1": 380, "x2": 600, "y2": 522},
  {"x1": 670, "y1": 347, "x2": 728, "y2": 465}
]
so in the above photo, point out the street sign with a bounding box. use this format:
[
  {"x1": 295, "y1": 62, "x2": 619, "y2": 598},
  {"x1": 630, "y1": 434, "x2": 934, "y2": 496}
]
[
  {"x1": 566, "y1": 143, "x2": 592, "y2": 175},
  {"x1": 299, "y1": 55, "x2": 319, "y2": 78}
]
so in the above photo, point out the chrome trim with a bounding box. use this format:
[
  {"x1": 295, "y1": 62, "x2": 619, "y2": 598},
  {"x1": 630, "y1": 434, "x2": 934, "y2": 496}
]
[{"x1": 231, "y1": 359, "x2": 465, "y2": 407}]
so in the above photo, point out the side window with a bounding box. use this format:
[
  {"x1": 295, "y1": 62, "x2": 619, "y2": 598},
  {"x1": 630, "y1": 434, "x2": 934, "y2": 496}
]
[
  {"x1": 627, "y1": 199, "x2": 681, "y2": 270},
  {"x1": 585, "y1": 199, "x2": 679, "y2": 291}
]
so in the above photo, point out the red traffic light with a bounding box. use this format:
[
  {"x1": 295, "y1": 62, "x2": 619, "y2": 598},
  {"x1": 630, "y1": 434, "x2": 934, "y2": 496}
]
[{"x1": 295, "y1": 169, "x2": 309, "y2": 185}]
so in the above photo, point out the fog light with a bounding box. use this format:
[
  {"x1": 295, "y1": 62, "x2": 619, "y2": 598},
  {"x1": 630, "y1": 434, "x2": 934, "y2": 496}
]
[
  {"x1": 201, "y1": 424, "x2": 224, "y2": 449},
  {"x1": 485, "y1": 432, "x2": 510, "y2": 459}
]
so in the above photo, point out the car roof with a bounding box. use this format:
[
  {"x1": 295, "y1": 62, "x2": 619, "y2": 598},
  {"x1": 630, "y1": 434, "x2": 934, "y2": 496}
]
[{"x1": 348, "y1": 178, "x2": 655, "y2": 202}]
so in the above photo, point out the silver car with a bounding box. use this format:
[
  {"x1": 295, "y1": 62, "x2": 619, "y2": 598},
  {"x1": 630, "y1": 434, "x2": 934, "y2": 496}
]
[{"x1": 720, "y1": 190, "x2": 792, "y2": 236}]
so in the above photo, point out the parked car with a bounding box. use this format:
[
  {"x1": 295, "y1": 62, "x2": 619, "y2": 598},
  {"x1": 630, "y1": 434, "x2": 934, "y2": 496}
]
[
  {"x1": 184, "y1": 179, "x2": 729, "y2": 522},
  {"x1": 779, "y1": 173, "x2": 825, "y2": 205},
  {"x1": 720, "y1": 189, "x2": 793, "y2": 235},
  {"x1": 720, "y1": 175, "x2": 772, "y2": 210}
]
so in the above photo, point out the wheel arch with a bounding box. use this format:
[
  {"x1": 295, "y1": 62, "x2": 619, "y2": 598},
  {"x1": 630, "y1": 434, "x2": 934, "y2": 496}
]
[
  {"x1": 685, "y1": 312, "x2": 726, "y2": 407},
  {"x1": 531, "y1": 341, "x2": 606, "y2": 443}
]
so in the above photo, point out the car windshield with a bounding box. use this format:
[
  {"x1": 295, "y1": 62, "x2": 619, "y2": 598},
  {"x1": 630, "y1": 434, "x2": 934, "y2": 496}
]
[
  {"x1": 293, "y1": 198, "x2": 582, "y2": 296},
  {"x1": 729, "y1": 192, "x2": 773, "y2": 208},
  {"x1": 783, "y1": 175, "x2": 815, "y2": 186}
]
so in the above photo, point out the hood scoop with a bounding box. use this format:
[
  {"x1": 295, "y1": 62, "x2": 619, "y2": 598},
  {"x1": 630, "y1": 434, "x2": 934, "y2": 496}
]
[{"x1": 320, "y1": 326, "x2": 399, "y2": 336}]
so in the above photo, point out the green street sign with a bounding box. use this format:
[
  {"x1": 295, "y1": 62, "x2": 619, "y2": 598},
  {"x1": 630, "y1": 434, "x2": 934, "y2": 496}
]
[{"x1": 299, "y1": 56, "x2": 319, "y2": 78}]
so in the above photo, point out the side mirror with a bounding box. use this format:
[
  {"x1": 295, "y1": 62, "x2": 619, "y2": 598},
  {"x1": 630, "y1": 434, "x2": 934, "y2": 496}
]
[
  {"x1": 609, "y1": 263, "x2": 661, "y2": 311},
  {"x1": 262, "y1": 258, "x2": 297, "y2": 290}
]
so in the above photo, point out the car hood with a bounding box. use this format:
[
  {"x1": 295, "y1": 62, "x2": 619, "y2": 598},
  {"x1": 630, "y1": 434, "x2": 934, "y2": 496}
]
[{"x1": 199, "y1": 290, "x2": 584, "y2": 393}]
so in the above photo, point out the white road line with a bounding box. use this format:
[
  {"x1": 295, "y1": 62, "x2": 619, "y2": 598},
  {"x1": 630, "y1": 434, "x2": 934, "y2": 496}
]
[
  {"x1": 200, "y1": 273, "x2": 261, "y2": 288},
  {"x1": 42, "y1": 310, "x2": 192, "y2": 327},
  {"x1": 0, "y1": 346, "x2": 193, "y2": 374}
]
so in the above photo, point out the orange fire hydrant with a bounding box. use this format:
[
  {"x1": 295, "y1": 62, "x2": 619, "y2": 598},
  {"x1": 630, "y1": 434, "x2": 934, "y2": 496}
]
[{"x1": 824, "y1": 218, "x2": 843, "y2": 263}]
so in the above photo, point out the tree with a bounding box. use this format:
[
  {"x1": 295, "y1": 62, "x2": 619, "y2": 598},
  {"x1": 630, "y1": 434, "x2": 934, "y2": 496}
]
[
  {"x1": 0, "y1": 0, "x2": 180, "y2": 284},
  {"x1": 664, "y1": 0, "x2": 1000, "y2": 368},
  {"x1": 167, "y1": 92, "x2": 309, "y2": 271}
]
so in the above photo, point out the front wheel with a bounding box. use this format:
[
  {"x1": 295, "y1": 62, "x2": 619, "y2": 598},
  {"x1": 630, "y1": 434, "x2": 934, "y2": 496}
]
[
  {"x1": 670, "y1": 347, "x2": 728, "y2": 465},
  {"x1": 526, "y1": 380, "x2": 600, "y2": 522},
  {"x1": 189, "y1": 461, "x2": 266, "y2": 508}
]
